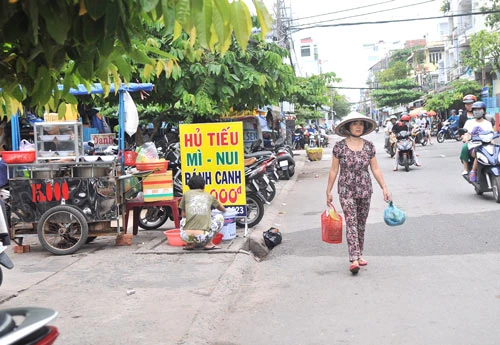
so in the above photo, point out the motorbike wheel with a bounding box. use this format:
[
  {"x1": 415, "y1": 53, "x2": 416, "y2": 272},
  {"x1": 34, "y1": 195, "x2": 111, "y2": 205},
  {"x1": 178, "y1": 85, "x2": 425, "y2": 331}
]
[
  {"x1": 260, "y1": 180, "x2": 276, "y2": 203},
  {"x1": 279, "y1": 167, "x2": 290, "y2": 180},
  {"x1": 437, "y1": 132, "x2": 445, "y2": 143},
  {"x1": 455, "y1": 134, "x2": 461, "y2": 141},
  {"x1": 421, "y1": 135, "x2": 428, "y2": 146},
  {"x1": 0, "y1": 267, "x2": 2, "y2": 286},
  {"x1": 139, "y1": 206, "x2": 170, "y2": 230},
  {"x1": 492, "y1": 176, "x2": 500, "y2": 203},
  {"x1": 475, "y1": 185, "x2": 483, "y2": 195},
  {"x1": 236, "y1": 193, "x2": 264, "y2": 228},
  {"x1": 389, "y1": 144, "x2": 396, "y2": 158},
  {"x1": 288, "y1": 164, "x2": 295, "y2": 177},
  {"x1": 37, "y1": 205, "x2": 89, "y2": 255},
  {"x1": 403, "y1": 155, "x2": 410, "y2": 172}
]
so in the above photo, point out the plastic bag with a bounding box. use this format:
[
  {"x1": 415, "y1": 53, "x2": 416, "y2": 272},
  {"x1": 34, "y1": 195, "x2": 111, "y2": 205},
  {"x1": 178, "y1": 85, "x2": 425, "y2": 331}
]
[
  {"x1": 263, "y1": 227, "x2": 282, "y2": 249},
  {"x1": 123, "y1": 91, "x2": 139, "y2": 136},
  {"x1": 321, "y1": 205, "x2": 343, "y2": 244},
  {"x1": 19, "y1": 139, "x2": 35, "y2": 151},
  {"x1": 136, "y1": 142, "x2": 159, "y2": 162},
  {"x1": 383, "y1": 201, "x2": 406, "y2": 226}
]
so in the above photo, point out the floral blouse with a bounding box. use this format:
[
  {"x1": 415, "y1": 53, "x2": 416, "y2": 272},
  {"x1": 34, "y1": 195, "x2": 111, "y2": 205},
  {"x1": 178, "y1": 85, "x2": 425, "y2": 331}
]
[{"x1": 332, "y1": 139, "x2": 376, "y2": 199}]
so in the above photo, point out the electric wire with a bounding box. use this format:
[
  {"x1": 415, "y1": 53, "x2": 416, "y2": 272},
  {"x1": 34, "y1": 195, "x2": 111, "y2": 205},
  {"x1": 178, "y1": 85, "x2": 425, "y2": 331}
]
[
  {"x1": 290, "y1": 10, "x2": 500, "y2": 31},
  {"x1": 293, "y1": 0, "x2": 397, "y2": 21},
  {"x1": 293, "y1": 0, "x2": 436, "y2": 28}
]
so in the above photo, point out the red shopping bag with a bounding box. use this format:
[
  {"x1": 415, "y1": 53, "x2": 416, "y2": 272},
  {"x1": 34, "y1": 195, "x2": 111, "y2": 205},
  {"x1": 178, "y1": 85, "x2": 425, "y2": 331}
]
[{"x1": 321, "y1": 205, "x2": 343, "y2": 244}]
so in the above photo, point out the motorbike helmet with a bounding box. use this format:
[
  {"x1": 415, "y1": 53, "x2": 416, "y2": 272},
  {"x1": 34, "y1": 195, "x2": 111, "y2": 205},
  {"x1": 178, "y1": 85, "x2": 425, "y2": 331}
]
[
  {"x1": 463, "y1": 94, "x2": 477, "y2": 104},
  {"x1": 471, "y1": 101, "x2": 486, "y2": 119},
  {"x1": 401, "y1": 115, "x2": 410, "y2": 122}
]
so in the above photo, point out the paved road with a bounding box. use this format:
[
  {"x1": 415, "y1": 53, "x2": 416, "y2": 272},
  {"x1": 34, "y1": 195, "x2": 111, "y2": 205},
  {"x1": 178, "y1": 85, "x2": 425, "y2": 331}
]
[
  {"x1": 2, "y1": 132, "x2": 500, "y2": 345},
  {"x1": 187, "y1": 132, "x2": 500, "y2": 345}
]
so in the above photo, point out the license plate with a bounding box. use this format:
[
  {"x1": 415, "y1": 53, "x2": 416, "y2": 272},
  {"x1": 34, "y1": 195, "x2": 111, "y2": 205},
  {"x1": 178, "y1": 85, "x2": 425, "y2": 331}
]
[{"x1": 279, "y1": 160, "x2": 288, "y2": 167}]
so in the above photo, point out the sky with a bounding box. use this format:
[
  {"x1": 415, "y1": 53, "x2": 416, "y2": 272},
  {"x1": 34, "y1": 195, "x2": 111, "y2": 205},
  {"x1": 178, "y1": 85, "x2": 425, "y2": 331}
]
[{"x1": 279, "y1": 0, "x2": 444, "y2": 102}]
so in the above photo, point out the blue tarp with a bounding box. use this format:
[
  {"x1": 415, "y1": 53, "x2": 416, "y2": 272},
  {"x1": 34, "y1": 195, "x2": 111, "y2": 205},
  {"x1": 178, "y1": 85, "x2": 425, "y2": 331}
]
[{"x1": 58, "y1": 82, "x2": 154, "y2": 96}]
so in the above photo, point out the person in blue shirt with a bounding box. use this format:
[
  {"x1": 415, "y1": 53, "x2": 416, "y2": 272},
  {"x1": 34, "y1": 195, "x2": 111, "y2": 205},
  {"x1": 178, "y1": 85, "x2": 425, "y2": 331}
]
[{"x1": 448, "y1": 109, "x2": 460, "y2": 132}]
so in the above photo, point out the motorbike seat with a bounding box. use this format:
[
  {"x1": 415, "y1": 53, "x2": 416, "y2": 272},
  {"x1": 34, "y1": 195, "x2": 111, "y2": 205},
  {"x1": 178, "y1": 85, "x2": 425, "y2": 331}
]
[
  {"x1": 244, "y1": 151, "x2": 273, "y2": 158},
  {"x1": 244, "y1": 157, "x2": 257, "y2": 166}
]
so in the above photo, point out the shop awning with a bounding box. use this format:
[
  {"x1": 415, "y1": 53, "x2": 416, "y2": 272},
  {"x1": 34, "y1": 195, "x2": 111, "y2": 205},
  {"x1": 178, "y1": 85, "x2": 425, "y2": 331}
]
[{"x1": 58, "y1": 83, "x2": 154, "y2": 95}]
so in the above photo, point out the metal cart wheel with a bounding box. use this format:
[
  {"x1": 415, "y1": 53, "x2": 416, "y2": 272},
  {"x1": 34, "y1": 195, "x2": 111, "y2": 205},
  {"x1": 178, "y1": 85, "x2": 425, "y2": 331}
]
[{"x1": 37, "y1": 205, "x2": 89, "y2": 255}]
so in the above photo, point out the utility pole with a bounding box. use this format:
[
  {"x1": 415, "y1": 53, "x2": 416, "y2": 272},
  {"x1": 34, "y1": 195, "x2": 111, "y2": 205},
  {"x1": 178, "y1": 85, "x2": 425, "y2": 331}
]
[{"x1": 274, "y1": 0, "x2": 295, "y2": 71}]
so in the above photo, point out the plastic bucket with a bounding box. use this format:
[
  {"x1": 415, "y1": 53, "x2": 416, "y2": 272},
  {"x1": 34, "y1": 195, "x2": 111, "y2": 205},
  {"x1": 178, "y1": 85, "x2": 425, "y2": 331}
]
[{"x1": 213, "y1": 209, "x2": 237, "y2": 240}]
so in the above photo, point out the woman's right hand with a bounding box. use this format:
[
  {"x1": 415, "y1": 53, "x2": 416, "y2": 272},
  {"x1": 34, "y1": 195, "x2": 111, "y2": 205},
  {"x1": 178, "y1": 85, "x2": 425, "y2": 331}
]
[{"x1": 326, "y1": 193, "x2": 333, "y2": 206}]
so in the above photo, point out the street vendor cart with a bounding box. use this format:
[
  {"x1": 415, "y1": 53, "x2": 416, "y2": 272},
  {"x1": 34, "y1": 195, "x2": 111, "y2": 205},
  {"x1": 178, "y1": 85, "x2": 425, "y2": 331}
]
[
  {"x1": 2, "y1": 83, "x2": 156, "y2": 255},
  {"x1": 6, "y1": 121, "x2": 127, "y2": 255}
]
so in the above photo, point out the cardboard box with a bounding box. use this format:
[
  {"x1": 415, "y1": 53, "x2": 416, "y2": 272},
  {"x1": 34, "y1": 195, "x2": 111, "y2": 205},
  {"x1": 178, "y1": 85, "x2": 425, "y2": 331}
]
[{"x1": 143, "y1": 171, "x2": 173, "y2": 202}]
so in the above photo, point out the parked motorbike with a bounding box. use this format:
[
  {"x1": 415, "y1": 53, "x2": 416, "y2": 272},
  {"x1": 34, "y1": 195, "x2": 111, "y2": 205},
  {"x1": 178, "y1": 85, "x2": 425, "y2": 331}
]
[
  {"x1": 0, "y1": 193, "x2": 14, "y2": 286},
  {"x1": 461, "y1": 129, "x2": 500, "y2": 202},
  {"x1": 0, "y1": 307, "x2": 59, "y2": 345},
  {"x1": 436, "y1": 120, "x2": 461, "y2": 143},
  {"x1": 247, "y1": 139, "x2": 295, "y2": 180},
  {"x1": 237, "y1": 163, "x2": 266, "y2": 228},
  {"x1": 395, "y1": 130, "x2": 416, "y2": 172}
]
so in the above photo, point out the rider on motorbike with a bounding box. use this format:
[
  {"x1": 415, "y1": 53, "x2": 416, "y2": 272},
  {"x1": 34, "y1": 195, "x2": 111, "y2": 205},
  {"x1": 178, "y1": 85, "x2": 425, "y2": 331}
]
[
  {"x1": 413, "y1": 112, "x2": 432, "y2": 145},
  {"x1": 462, "y1": 101, "x2": 494, "y2": 182},
  {"x1": 392, "y1": 114, "x2": 421, "y2": 170},
  {"x1": 448, "y1": 110, "x2": 459, "y2": 133},
  {"x1": 384, "y1": 115, "x2": 397, "y2": 150}
]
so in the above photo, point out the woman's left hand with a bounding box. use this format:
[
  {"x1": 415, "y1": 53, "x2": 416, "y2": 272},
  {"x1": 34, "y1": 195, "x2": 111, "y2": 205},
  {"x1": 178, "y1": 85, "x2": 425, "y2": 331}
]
[{"x1": 382, "y1": 188, "x2": 391, "y2": 202}]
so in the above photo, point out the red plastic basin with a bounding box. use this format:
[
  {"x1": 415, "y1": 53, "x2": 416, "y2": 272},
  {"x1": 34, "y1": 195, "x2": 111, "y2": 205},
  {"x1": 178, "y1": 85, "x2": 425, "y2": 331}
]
[
  {"x1": 164, "y1": 229, "x2": 187, "y2": 246},
  {"x1": 1, "y1": 151, "x2": 36, "y2": 164}
]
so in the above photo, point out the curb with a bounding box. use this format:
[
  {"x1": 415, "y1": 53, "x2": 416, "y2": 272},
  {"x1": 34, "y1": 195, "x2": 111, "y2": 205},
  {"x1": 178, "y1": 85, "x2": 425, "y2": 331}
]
[{"x1": 178, "y1": 152, "x2": 306, "y2": 344}]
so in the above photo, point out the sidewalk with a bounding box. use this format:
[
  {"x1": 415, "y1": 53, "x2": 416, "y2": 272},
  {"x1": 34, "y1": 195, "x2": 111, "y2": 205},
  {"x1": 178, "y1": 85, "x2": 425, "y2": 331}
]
[{"x1": 134, "y1": 149, "x2": 308, "y2": 255}]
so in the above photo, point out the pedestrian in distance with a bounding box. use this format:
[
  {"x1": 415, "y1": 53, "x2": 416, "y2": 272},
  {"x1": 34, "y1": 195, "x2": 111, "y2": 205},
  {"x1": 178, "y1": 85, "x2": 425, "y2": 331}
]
[
  {"x1": 326, "y1": 112, "x2": 391, "y2": 274},
  {"x1": 179, "y1": 174, "x2": 226, "y2": 250}
]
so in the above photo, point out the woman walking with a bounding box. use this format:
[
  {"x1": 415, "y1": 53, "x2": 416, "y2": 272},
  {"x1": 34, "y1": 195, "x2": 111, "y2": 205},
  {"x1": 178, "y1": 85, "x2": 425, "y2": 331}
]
[{"x1": 326, "y1": 112, "x2": 391, "y2": 274}]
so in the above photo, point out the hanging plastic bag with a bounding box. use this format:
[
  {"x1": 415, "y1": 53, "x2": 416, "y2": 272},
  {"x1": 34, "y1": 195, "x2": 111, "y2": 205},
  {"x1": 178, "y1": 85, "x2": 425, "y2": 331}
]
[
  {"x1": 263, "y1": 227, "x2": 282, "y2": 249},
  {"x1": 321, "y1": 205, "x2": 343, "y2": 244},
  {"x1": 383, "y1": 201, "x2": 406, "y2": 226},
  {"x1": 123, "y1": 91, "x2": 139, "y2": 136}
]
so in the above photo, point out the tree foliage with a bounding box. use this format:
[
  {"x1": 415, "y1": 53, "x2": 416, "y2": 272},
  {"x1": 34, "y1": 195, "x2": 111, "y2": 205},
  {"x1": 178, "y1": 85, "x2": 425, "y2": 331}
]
[
  {"x1": 0, "y1": 0, "x2": 272, "y2": 118},
  {"x1": 133, "y1": 31, "x2": 295, "y2": 123},
  {"x1": 424, "y1": 79, "x2": 482, "y2": 113},
  {"x1": 376, "y1": 61, "x2": 409, "y2": 83},
  {"x1": 372, "y1": 79, "x2": 424, "y2": 108},
  {"x1": 482, "y1": 0, "x2": 500, "y2": 30},
  {"x1": 331, "y1": 91, "x2": 350, "y2": 120},
  {"x1": 288, "y1": 73, "x2": 340, "y2": 122},
  {"x1": 462, "y1": 30, "x2": 500, "y2": 85}
]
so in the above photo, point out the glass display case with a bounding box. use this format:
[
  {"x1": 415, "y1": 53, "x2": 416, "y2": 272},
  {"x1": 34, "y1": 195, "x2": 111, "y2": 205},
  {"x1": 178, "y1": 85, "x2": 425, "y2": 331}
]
[{"x1": 34, "y1": 121, "x2": 83, "y2": 163}]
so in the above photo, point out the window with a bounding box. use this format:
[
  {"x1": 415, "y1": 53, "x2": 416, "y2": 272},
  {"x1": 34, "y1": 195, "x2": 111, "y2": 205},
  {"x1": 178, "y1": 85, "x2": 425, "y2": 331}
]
[
  {"x1": 301, "y1": 45, "x2": 311, "y2": 57},
  {"x1": 429, "y1": 52, "x2": 442, "y2": 64}
]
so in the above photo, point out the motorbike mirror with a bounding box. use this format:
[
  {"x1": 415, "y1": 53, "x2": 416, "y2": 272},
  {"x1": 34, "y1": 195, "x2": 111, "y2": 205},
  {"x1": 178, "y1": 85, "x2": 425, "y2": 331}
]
[{"x1": 87, "y1": 141, "x2": 95, "y2": 147}]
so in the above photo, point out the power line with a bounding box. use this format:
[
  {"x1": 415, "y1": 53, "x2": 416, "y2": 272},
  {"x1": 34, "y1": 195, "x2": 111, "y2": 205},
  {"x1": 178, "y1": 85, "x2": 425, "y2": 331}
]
[
  {"x1": 293, "y1": 0, "x2": 436, "y2": 28},
  {"x1": 290, "y1": 10, "x2": 500, "y2": 31},
  {"x1": 293, "y1": 0, "x2": 397, "y2": 21}
]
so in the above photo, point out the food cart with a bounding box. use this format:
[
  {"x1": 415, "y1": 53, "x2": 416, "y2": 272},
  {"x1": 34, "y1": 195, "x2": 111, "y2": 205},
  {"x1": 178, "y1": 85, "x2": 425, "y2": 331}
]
[{"x1": 3, "y1": 83, "x2": 154, "y2": 255}]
